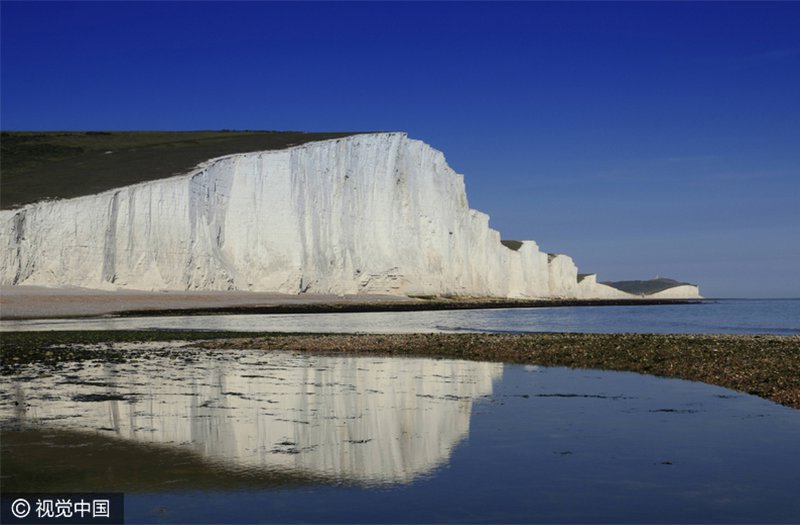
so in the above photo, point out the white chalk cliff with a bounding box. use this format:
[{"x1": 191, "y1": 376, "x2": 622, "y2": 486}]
[{"x1": 1, "y1": 133, "x2": 699, "y2": 299}]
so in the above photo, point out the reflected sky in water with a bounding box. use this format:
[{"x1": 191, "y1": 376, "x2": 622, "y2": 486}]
[
  {"x1": 2, "y1": 345, "x2": 800, "y2": 523},
  {"x1": 3, "y1": 299, "x2": 799, "y2": 335}
]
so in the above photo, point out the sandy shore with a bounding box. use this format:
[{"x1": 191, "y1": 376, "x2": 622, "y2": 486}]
[
  {"x1": 0, "y1": 286, "x2": 417, "y2": 319},
  {"x1": 0, "y1": 285, "x2": 699, "y2": 320}
]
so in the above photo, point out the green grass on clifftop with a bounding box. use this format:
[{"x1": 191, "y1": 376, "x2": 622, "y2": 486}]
[
  {"x1": 0, "y1": 130, "x2": 365, "y2": 208},
  {"x1": 602, "y1": 278, "x2": 695, "y2": 295}
]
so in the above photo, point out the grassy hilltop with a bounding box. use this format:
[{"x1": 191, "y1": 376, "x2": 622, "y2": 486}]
[
  {"x1": 602, "y1": 278, "x2": 696, "y2": 295},
  {"x1": 0, "y1": 130, "x2": 363, "y2": 209}
]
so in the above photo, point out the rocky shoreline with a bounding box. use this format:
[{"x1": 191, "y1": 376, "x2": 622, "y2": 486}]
[{"x1": 2, "y1": 331, "x2": 798, "y2": 409}]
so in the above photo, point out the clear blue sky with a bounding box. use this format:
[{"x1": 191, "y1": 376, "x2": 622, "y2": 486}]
[{"x1": 2, "y1": 1, "x2": 798, "y2": 297}]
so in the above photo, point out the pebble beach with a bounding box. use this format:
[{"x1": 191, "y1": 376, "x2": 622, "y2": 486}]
[{"x1": 2, "y1": 331, "x2": 798, "y2": 409}]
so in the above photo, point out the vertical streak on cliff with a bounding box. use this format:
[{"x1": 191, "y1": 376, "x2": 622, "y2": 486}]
[
  {"x1": 207, "y1": 158, "x2": 237, "y2": 290},
  {"x1": 291, "y1": 148, "x2": 310, "y2": 293},
  {"x1": 101, "y1": 192, "x2": 119, "y2": 284},
  {"x1": 185, "y1": 171, "x2": 201, "y2": 289},
  {"x1": 11, "y1": 210, "x2": 26, "y2": 285}
]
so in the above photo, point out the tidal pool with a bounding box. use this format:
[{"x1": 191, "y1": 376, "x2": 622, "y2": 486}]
[{"x1": 2, "y1": 345, "x2": 799, "y2": 523}]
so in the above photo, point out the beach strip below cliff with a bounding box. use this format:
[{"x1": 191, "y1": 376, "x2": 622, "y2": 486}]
[{"x1": 0, "y1": 286, "x2": 700, "y2": 320}]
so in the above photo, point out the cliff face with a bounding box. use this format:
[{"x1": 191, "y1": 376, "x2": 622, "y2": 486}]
[
  {"x1": 576, "y1": 274, "x2": 633, "y2": 300},
  {"x1": 0, "y1": 133, "x2": 698, "y2": 299},
  {"x1": 645, "y1": 285, "x2": 703, "y2": 299}
]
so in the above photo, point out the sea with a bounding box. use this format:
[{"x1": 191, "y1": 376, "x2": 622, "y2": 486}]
[
  {"x1": 2, "y1": 298, "x2": 799, "y2": 335},
  {"x1": 1, "y1": 298, "x2": 798, "y2": 523},
  {"x1": 2, "y1": 348, "x2": 799, "y2": 523}
]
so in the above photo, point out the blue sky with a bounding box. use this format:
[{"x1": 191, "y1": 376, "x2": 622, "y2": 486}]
[{"x1": 2, "y1": 1, "x2": 798, "y2": 297}]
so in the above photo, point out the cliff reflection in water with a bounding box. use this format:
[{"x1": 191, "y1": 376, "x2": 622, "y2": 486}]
[{"x1": 2, "y1": 347, "x2": 502, "y2": 485}]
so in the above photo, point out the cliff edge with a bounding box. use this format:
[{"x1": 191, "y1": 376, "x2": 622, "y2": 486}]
[{"x1": 0, "y1": 133, "x2": 700, "y2": 300}]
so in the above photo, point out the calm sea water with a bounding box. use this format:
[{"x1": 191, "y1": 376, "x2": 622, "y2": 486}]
[
  {"x1": 3, "y1": 299, "x2": 799, "y2": 335},
  {"x1": 2, "y1": 347, "x2": 799, "y2": 523}
]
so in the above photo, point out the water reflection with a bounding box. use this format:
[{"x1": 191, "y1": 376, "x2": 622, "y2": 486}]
[
  {"x1": 1, "y1": 348, "x2": 502, "y2": 486},
  {"x1": 3, "y1": 348, "x2": 799, "y2": 523}
]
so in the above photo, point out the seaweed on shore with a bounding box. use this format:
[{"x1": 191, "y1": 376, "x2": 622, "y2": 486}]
[
  {"x1": 198, "y1": 333, "x2": 800, "y2": 410},
  {"x1": 0, "y1": 330, "x2": 266, "y2": 373},
  {"x1": 1, "y1": 331, "x2": 798, "y2": 409}
]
